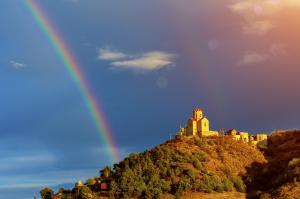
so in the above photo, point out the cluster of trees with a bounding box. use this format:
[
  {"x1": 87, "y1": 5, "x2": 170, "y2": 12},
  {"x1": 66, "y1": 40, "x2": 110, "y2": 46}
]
[
  {"x1": 43, "y1": 137, "x2": 248, "y2": 199},
  {"x1": 251, "y1": 131, "x2": 300, "y2": 192},
  {"x1": 41, "y1": 186, "x2": 96, "y2": 199},
  {"x1": 106, "y1": 142, "x2": 246, "y2": 198},
  {"x1": 40, "y1": 187, "x2": 53, "y2": 199}
]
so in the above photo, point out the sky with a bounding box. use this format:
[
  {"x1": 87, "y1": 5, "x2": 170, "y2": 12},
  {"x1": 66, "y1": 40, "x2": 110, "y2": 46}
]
[{"x1": 1, "y1": 0, "x2": 300, "y2": 198}]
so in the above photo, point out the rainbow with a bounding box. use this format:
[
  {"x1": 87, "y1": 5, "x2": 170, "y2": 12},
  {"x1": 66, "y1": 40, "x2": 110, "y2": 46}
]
[{"x1": 22, "y1": 0, "x2": 120, "y2": 163}]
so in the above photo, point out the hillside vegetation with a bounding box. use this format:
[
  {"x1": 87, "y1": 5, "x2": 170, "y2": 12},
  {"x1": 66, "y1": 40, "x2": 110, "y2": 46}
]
[
  {"x1": 248, "y1": 130, "x2": 300, "y2": 199},
  {"x1": 105, "y1": 136, "x2": 266, "y2": 199},
  {"x1": 44, "y1": 131, "x2": 300, "y2": 199}
]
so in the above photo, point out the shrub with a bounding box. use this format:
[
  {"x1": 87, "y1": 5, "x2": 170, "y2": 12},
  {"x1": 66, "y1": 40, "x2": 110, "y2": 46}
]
[
  {"x1": 223, "y1": 179, "x2": 234, "y2": 191},
  {"x1": 175, "y1": 189, "x2": 183, "y2": 199},
  {"x1": 196, "y1": 138, "x2": 207, "y2": 148},
  {"x1": 86, "y1": 178, "x2": 96, "y2": 186},
  {"x1": 288, "y1": 158, "x2": 300, "y2": 167},
  {"x1": 61, "y1": 194, "x2": 73, "y2": 199},
  {"x1": 195, "y1": 177, "x2": 213, "y2": 193},
  {"x1": 100, "y1": 166, "x2": 112, "y2": 178},
  {"x1": 231, "y1": 176, "x2": 246, "y2": 192},
  {"x1": 185, "y1": 169, "x2": 196, "y2": 179},
  {"x1": 175, "y1": 134, "x2": 184, "y2": 141},
  {"x1": 174, "y1": 177, "x2": 192, "y2": 197},
  {"x1": 78, "y1": 186, "x2": 95, "y2": 199},
  {"x1": 108, "y1": 181, "x2": 118, "y2": 199},
  {"x1": 144, "y1": 174, "x2": 171, "y2": 199},
  {"x1": 40, "y1": 187, "x2": 54, "y2": 199},
  {"x1": 192, "y1": 151, "x2": 209, "y2": 162},
  {"x1": 194, "y1": 175, "x2": 228, "y2": 193},
  {"x1": 207, "y1": 140, "x2": 215, "y2": 146},
  {"x1": 193, "y1": 159, "x2": 202, "y2": 170}
]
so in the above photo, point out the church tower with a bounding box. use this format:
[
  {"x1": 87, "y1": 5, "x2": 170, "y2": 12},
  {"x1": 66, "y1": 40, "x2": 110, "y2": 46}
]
[
  {"x1": 193, "y1": 108, "x2": 203, "y2": 121},
  {"x1": 198, "y1": 117, "x2": 210, "y2": 136},
  {"x1": 186, "y1": 118, "x2": 197, "y2": 136},
  {"x1": 180, "y1": 107, "x2": 218, "y2": 137}
]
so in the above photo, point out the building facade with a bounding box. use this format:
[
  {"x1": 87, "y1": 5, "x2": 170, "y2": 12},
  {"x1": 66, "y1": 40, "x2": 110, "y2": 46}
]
[
  {"x1": 177, "y1": 107, "x2": 268, "y2": 147},
  {"x1": 226, "y1": 129, "x2": 268, "y2": 147},
  {"x1": 179, "y1": 108, "x2": 219, "y2": 137}
]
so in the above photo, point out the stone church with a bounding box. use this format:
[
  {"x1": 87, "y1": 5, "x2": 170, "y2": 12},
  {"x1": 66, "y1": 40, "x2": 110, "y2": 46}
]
[{"x1": 178, "y1": 108, "x2": 219, "y2": 137}]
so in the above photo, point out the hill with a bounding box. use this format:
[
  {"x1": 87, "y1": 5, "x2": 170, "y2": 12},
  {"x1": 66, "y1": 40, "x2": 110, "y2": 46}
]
[
  {"x1": 247, "y1": 130, "x2": 300, "y2": 199},
  {"x1": 43, "y1": 135, "x2": 263, "y2": 199},
  {"x1": 106, "y1": 136, "x2": 266, "y2": 199},
  {"x1": 42, "y1": 131, "x2": 300, "y2": 199}
]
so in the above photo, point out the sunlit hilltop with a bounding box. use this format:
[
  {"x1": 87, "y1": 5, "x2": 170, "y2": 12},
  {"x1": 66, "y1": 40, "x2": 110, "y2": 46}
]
[{"x1": 1, "y1": 0, "x2": 300, "y2": 198}]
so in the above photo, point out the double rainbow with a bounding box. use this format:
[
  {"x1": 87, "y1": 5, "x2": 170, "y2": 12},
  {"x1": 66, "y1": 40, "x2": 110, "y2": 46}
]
[{"x1": 23, "y1": 0, "x2": 120, "y2": 163}]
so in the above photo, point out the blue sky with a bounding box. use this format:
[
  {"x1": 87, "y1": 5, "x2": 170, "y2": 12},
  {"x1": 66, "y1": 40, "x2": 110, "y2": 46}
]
[{"x1": 1, "y1": 0, "x2": 300, "y2": 198}]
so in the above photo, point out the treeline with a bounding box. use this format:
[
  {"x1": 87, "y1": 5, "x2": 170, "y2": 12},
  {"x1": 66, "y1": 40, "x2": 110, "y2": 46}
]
[
  {"x1": 42, "y1": 137, "x2": 250, "y2": 199},
  {"x1": 107, "y1": 143, "x2": 245, "y2": 198}
]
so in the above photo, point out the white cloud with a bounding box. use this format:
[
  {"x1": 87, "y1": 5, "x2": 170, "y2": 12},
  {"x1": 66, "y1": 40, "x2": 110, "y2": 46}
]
[
  {"x1": 230, "y1": 0, "x2": 300, "y2": 15},
  {"x1": 238, "y1": 43, "x2": 287, "y2": 66},
  {"x1": 10, "y1": 61, "x2": 26, "y2": 69},
  {"x1": 111, "y1": 51, "x2": 175, "y2": 71},
  {"x1": 267, "y1": 0, "x2": 300, "y2": 7},
  {"x1": 97, "y1": 48, "x2": 176, "y2": 72},
  {"x1": 238, "y1": 51, "x2": 268, "y2": 66},
  {"x1": 230, "y1": 1, "x2": 253, "y2": 13},
  {"x1": 243, "y1": 20, "x2": 275, "y2": 35},
  {"x1": 229, "y1": 0, "x2": 300, "y2": 35},
  {"x1": 97, "y1": 49, "x2": 128, "y2": 61}
]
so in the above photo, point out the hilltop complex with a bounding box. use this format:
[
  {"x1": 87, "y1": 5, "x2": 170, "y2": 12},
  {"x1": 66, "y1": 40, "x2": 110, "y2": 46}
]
[{"x1": 177, "y1": 107, "x2": 268, "y2": 147}]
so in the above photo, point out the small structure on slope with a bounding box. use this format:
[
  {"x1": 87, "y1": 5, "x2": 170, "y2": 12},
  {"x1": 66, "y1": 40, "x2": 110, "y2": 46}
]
[{"x1": 226, "y1": 129, "x2": 268, "y2": 147}]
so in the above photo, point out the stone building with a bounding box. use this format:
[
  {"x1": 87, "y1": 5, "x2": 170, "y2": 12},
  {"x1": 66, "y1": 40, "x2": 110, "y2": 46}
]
[
  {"x1": 226, "y1": 129, "x2": 268, "y2": 147},
  {"x1": 227, "y1": 129, "x2": 249, "y2": 142},
  {"x1": 178, "y1": 108, "x2": 219, "y2": 137},
  {"x1": 255, "y1": 134, "x2": 268, "y2": 147},
  {"x1": 177, "y1": 107, "x2": 268, "y2": 147}
]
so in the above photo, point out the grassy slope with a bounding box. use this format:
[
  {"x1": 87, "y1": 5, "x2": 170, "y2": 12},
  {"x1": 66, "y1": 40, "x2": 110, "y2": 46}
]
[
  {"x1": 102, "y1": 136, "x2": 266, "y2": 198},
  {"x1": 58, "y1": 131, "x2": 300, "y2": 199},
  {"x1": 163, "y1": 136, "x2": 266, "y2": 179}
]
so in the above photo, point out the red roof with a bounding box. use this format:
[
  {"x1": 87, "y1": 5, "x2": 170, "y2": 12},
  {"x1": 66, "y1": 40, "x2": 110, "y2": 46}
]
[
  {"x1": 52, "y1": 195, "x2": 60, "y2": 199},
  {"x1": 101, "y1": 183, "x2": 109, "y2": 190}
]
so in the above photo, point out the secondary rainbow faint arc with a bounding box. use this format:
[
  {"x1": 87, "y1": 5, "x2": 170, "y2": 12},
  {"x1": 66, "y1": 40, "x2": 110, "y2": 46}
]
[{"x1": 23, "y1": 0, "x2": 120, "y2": 163}]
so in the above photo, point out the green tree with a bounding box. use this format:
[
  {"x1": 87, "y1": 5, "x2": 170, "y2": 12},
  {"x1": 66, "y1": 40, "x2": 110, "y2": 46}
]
[
  {"x1": 86, "y1": 178, "x2": 96, "y2": 186},
  {"x1": 145, "y1": 174, "x2": 171, "y2": 198},
  {"x1": 193, "y1": 159, "x2": 202, "y2": 170},
  {"x1": 223, "y1": 179, "x2": 234, "y2": 191},
  {"x1": 100, "y1": 166, "x2": 112, "y2": 178},
  {"x1": 78, "y1": 186, "x2": 95, "y2": 199},
  {"x1": 108, "y1": 180, "x2": 119, "y2": 199},
  {"x1": 231, "y1": 176, "x2": 246, "y2": 192},
  {"x1": 40, "y1": 187, "x2": 54, "y2": 199}
]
